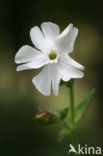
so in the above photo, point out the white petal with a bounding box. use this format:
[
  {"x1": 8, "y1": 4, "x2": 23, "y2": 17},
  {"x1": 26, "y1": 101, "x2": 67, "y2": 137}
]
[
  {"x1": 51, "y1": 64, "x2": 62, "y2": 96},
  {"x1": 62, "y1": 74, "x2": 71, "y2": 82},
  {"x1": 32, "y1": 65, "x2": 51, "y2": 96},
  {"x1": 41, "y1": 22, "x2": 60, "y2": 41},
  {"x1": 66, "y1": 28, "x2": 78, "y2": 53},
  {"x1": 30, "y1": 26, "x2": 49, "y2": 52},
  {"x1": 63, "y1": 54, "x2": 84, "y2": 70},
  {"x1": 16, "y1": 56, "x2": 48, "y2": 71},
  {"x1": 15, "y1": 45, "x2": 43, "y2": 64},
  {"x1": 55, "y1": 25, "x2": 78, "y2": 53},
  {"x1": 61, "y1": 62, "x2": 84, "y2": 81},
  {"x1": 57, "y1": 24, "x2": 73, "y2": 39},
  {"x1": 54, "y1": 24, "x2": 73, "y2": 52}
]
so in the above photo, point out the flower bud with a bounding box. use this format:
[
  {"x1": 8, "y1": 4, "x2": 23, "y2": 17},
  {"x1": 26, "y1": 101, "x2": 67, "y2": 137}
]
[{"x1": 35, "y1": 110, "x2": 59, "y2": 125}]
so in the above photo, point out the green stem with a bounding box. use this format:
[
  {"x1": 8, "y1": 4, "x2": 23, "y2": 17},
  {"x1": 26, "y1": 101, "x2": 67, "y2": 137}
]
[
  {"x1": 69, "y1": 86, "x2": 75, "y2": 126},
  {"x1": 71, "y1": 131, "x2": 78, "y2": 151},
  {"x1": 69, "y1": 85, "x2": 78, "y2": 155}
]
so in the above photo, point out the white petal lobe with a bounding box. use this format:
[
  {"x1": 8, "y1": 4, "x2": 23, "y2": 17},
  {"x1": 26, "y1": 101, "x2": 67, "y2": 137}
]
[
  {"x1": 41, "y1": 22, "x2": 60, "y2": 41},
  {"x1": 15, "y1": 45, "x2": 43, "y2": 64},
  {"x1": 55, "y1": 25, "x2": 78, "y2": 53},
  {"x1": 61, "y1": 62, "x2": 84, "y2": 81},
  {"x1": 30, "y1": 26, "x2": 48, "y2": 51},
  {"x1": 32, "y1": 65, "x2": 51, "y2": 96},
  {"x1": 66, "y1": 28, "x2": 78, "y2": 53},
  {"x1": 54, "y1": 24, "x2": 73, "y2": 52},
  {"x1": 57, "y1": 24, "x2": 73, "y2": 39},
  {"x1": 63, "y1": 54, "x2": 84, "y2": 70},
  {"x1": 16, "y1": 56, "x2": 48, "y2": 71},
  {"x1": 51, "y1": 64, "x2": 62, "y2": 96}
]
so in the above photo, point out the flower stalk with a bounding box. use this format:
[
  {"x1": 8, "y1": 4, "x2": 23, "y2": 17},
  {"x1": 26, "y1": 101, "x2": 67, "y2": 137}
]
[
  {"x1": 69, "y1": 81, "x2": 78, "y2": 155},
  {"x1": 69, "y1": 86, "x2": 75, "y2": 126}
]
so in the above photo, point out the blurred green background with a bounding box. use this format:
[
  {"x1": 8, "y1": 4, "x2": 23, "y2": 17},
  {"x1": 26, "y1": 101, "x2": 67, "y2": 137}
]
[{"x1": 0, "y1": 0, "x2": 103, "y2": 155}]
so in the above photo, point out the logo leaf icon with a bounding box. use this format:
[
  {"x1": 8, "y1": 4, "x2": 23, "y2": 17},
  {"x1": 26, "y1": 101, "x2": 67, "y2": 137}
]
[{"x1": 68, "y1": 144, "x2": 77, "y2": 154}]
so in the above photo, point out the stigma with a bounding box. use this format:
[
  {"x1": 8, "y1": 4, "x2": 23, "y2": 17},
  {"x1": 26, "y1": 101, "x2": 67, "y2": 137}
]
[{"x1": 49, "y1": 50, "x2": 57, "y2": 60}]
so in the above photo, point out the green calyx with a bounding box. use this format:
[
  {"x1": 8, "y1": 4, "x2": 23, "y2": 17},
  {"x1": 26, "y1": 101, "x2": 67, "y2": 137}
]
[{"x1": 49, "y1": 50, "x2": 57, "y2": 60}]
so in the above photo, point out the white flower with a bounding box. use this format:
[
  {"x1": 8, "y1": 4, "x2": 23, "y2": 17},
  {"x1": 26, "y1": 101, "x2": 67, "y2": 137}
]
[{"x1": 15, "y1": 22, "x2": 84, "y2": 96}]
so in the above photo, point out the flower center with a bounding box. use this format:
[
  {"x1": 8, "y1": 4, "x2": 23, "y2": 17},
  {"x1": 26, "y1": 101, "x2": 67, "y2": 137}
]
[{"x1": 49, "y1": 50, "x2": 57, "y2": 60}]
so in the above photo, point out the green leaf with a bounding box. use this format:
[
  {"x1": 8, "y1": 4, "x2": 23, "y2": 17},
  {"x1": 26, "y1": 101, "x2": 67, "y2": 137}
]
[
  {"x1": 58, "y1": 108, "x2": 69, "y2": 120},
  {"x1": 59, "y1": 128, "x2": 72, "y2": 141},
  {"x1": 75, "y1": 89, "x2": 96, "y2": 124}
]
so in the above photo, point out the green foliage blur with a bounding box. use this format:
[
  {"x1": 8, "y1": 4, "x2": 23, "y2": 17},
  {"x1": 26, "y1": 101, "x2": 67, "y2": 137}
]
[{"x1": 0, "y1": 0, "x2": 103, "y2": 155}]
